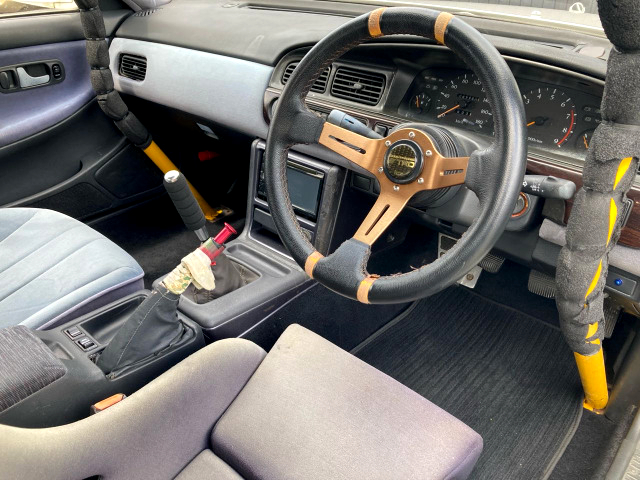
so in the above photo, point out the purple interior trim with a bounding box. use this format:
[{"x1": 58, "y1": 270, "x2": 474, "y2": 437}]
[
  {"x1": 36, "y1": 272, "x2": 144, "y2": 330},
  {"x1": 0, "y1": 40, "x2": 93, "y2": 148}
]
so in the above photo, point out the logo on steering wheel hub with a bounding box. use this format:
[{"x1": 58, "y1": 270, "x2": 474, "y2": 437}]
[{"x1": 383, "y1": 140, "x2": 423, "y2": 184}]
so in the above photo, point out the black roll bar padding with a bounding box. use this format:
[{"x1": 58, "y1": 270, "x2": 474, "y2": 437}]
[
  {"x1": 556, "y1": 0, "x2": 640, "y2": 358},
  {"x1": 73, "y1": 0, "x2": 152, "y2": 149}
]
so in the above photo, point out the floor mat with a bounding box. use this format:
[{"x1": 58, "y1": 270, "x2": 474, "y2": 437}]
[
  {"x1": 91, "y1": 196, "x2": 244, "y2": 288},
  {"x1": 354, "y1": 286, "x2": 583, "y2": 480},
  {"x1": 243, "y1": 283, "x2": 410, "y2": 352}
]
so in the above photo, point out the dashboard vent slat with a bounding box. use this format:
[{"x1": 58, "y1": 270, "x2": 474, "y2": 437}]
[
  {"x1": 132, "y1": 8, "x2": 160, "y2": 16},
  {"x1": 330, "y1": 67, "x2": 385, "y2": 105},
  {"x1": 282, "y1": 61, "x2": 331, "y2": 93},
  {"x1": 119, "y1": 54, "x2": 147, "y2": 82}
]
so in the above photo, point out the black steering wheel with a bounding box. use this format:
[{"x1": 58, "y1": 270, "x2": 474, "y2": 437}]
[{"x1": 265, "y1": 7, "x2": 526, "y2": 304}]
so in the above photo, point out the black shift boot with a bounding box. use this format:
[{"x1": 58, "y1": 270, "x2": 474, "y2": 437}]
[{"x1": 97, "y1": 285, "x2": 184, "y2": 374}]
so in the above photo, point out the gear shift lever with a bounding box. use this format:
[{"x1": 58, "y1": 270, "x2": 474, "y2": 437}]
[
  {"x1": 96, "y1": 174, "x2": 245, "y2": 374},
  {"x1": 162, "y1": 170, "x2": 245, "y2": 302}
]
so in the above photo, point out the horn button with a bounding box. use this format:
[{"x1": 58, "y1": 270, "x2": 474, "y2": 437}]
[{"x1": 383, "y1": 140, "x2": 423, "y2": 184}]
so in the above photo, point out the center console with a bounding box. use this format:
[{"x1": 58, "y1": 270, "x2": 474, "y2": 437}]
[
  {"x1": 0, "y1": 138, "x2": 348, "y2": 429},
  {"x1": 0, "y1": 291, "x2": 204, "y2": 428},
  {"x1": 172, "y1": 140, "x2": 346, "y2": 339}
]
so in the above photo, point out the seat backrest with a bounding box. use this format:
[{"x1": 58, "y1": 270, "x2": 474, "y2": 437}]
[{"x1": 0, "y1": 338, "x2": 266, "y2": 480}]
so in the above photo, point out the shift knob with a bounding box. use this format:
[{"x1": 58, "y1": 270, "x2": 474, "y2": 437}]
[{"x1": 163, "y1": 170, "x2": 209, "y2": 241}]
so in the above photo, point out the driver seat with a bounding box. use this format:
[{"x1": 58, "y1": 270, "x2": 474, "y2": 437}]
[
  {"x1": 0, "y1": 324, "x2": 482, "y2": 479},
  {"x1": 0, "y1": 208, "x2": 144, "y2": 330}
]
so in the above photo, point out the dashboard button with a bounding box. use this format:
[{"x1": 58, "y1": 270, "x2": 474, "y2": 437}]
[
  {"x1": 353, "y1": 174, "x2": 372, "y2": 192},
  {"x1": 606, "y1": 273, "x2": 637, "y2": 297},
  {"x1": 373, "y1": 124, "x2": 388, "y2": 136}
]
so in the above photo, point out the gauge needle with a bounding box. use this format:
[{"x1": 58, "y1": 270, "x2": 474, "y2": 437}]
[
  {"x1": 583, "y1": 134, "x2": 589, "y2": 149},
  {"x1": 527, "y1": 116, "x2": 549, "y2": 127},
  {"x1": 437, "y1": 104, "x2": 460, "y2": 119},
  {"x1": 415, "y1": 96, "x2": 420, "y2": 108}
]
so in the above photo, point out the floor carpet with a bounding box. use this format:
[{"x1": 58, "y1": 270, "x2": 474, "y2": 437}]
[
  {"x1": 354, "y1": 286, "x2": 584, "y2": 480},
  {"x1": 91, "y1": 195, "x2": 244, "y2": 288}
]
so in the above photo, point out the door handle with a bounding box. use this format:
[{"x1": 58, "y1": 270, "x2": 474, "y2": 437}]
[
  {"x1": 0, "y1": 60, "x2": 64, "y2": 93},
  {"x1": 16, "y1": 67, "x2": 50, "y2": 87}
]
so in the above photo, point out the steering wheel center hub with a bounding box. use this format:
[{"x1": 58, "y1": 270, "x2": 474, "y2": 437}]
[{"x1": 383, "y1": 140, "x2": 424, "y2": 184}]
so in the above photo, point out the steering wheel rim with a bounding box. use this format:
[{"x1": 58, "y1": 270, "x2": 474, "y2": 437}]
[{"x1": 265, "y1": 7, "x2": 527, "y2": 304}]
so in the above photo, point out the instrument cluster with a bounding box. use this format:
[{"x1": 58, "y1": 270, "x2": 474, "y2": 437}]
[{"x1": 398, "y1": 68, "x2": 603, "y2": 158}]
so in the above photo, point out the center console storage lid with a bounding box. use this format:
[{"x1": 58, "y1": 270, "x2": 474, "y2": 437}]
[{"x1": 0, "y1": 325, "x2": 66, "y2": 412}]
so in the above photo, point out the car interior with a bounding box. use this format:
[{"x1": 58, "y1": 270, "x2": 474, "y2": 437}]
[{"x1": 1, "y1": 0, "x2": 640, "y2": 478}]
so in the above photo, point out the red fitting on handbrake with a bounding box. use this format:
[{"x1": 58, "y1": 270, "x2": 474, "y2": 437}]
[{"x1": 213, "y1": 223, "x2": 237, "y2": 245}]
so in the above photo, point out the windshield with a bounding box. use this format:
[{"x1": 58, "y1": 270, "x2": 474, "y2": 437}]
[{"x1": 330, "y1": 0, "x2": 603, "y2": 35}]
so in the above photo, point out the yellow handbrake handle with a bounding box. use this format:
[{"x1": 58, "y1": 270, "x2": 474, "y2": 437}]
[{"x1": 73, "y1": 0, "x2": 216, "y2": 220}]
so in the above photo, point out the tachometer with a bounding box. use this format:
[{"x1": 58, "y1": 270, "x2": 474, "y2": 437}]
[
  {"x1": 435, "y1": 73, "x2": 493, "y2": 133},
  {"x1": 523, "y1": 87, "x2": 576, "y2": 149}
]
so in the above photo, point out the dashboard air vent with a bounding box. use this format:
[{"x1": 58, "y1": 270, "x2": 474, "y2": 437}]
[
  {"x1": 330, "y1": 67, "x2": 385, "y2": 106},
  {"x1": 119, "y1": 54, "x2": 147, "y2": 82},
  {"x1": 133, "y1": 8, "x2": 160, "y2": 16},
  {"x1": 282, "y1": 62, "x2": 330, "y2": 93}
]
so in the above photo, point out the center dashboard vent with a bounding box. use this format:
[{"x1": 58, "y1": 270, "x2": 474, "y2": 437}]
[
  {"x1": 330, "y1": 67, "x2": 385, "y2": 106},
  {"x1": 119, "y1": 54, "x2": 147, "y2": 82},
  {"x1": 132, "y1": 8, "x2": 160, "y2": 16},
  {"x1": 282, "y1": 61, "x2": 330, "y2": 93}
]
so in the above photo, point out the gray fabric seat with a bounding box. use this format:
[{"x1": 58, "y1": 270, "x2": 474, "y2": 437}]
[
  {"x1": 0, "y1": 208, "x2": 144, "y2": 329},
  {"x1": 0, "y1": 324, "x2": 482, "y2": 480}
]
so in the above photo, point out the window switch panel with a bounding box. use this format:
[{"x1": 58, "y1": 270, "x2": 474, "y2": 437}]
[
  {"x1": 66, "y1": 327, "x2": 82, "y2": 339},
  {"x1": 76, "y1": 338, "x2": 96, "y2": 351}
]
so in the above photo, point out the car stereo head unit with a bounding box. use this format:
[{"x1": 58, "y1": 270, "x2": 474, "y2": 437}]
[
  {"x1": 256, "y1": 152, "x2": 325, "y2": 222},
  {"x1": 249, "y1": 141, "x2": 345, "y2": 256}
]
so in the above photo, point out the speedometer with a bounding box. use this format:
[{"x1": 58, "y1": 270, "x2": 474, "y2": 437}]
[
  {"x1": 435, "y1": 73, "x2": 493, "y2": 133},
  {"x1": 523, "y1": 87, "x2": 576, "y2": 149}
]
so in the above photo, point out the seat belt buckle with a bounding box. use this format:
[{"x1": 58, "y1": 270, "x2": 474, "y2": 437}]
[{"x1": 90, "y1": 393, "x2": 126, "y2": 414}]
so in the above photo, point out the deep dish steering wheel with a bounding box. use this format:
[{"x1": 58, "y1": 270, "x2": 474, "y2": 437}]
[{"x1": 265, "y1": 7, "x2": 527, "y2": 304}]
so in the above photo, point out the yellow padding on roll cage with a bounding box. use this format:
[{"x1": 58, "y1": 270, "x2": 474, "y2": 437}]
[
  {"x1": 608, "y1": 198, "x2": 617, "y2": 245},
  {"x1": 575, "y1": 349, "x2": 608, "y2": 411},
  {"x1": 614, "y1": 157, "x2": 632, "y2": 190},
  {"x1": 585, "y1": 260, "x2": 602, "y2": 300}
]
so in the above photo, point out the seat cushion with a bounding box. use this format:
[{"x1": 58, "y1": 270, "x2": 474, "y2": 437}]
[
  {"x1": 175, "y1": 450, "x2": 243, "y2": 480},
  {"x1": 212, "y1": 324, "x2": 483, "y2": 480},
  {"x1": 0, "y1": 208, "x2": 144, "y2": 329}
]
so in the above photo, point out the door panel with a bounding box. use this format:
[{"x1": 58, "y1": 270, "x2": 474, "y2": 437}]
[
  {"x1": 0, "y1": 8, "x2": 164, "y2": 219},
  {"x1": 0, "y1": 40, "x2": 93, "y2": 147}
]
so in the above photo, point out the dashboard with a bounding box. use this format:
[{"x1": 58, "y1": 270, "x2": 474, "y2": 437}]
[
  {"x1": 259, "y1": 42, "x2": 640, "y2": 249},
  {"x1": 108, "y1": 0, "x2": 640, "y2": 251},
  {"x1": 265, "y1": 45, "x2": 606, "y2": 171}
]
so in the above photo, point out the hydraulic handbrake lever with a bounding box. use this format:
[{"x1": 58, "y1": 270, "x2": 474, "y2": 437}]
[
  {"x1": 164, "y1": 170, "x2": 210, "y2": 242},
  {"x1": 163, "y1": 169, "x2": 237, "y2": 259}
]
